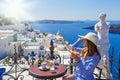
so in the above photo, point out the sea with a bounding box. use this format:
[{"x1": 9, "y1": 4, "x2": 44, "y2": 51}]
[{"x1": 30, "y1": 20, "x2": 120, "y2": 80}]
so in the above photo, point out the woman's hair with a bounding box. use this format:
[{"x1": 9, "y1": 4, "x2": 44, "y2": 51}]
[{"x1": 82, "y1": 39, "x2": 100, "y2": 58}]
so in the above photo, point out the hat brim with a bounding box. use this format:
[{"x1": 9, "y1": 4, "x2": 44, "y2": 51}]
[
  {"x1": 78, "y1": 35, "x2": 100, "y2": 52},
  {"x1": 78, "y1": 34, "x2": 97, "y2": 46}
]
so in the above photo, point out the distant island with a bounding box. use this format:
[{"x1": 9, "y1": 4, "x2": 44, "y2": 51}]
[
  {"x1": 29, "y1": 20, "x2": 120, "y2": 34},
  {"x1": 30, "y1": 20, "x2": 84, "y2": 24},
  {"x1": 83, "y1": 24, "x2": 120, "y2": 34}
]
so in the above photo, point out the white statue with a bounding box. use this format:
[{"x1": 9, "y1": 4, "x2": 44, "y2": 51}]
[{"x1": 94, "y1": 13, "x2": 112, "y2": 79}]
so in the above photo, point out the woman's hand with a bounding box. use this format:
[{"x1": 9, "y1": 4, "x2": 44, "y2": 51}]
[
  {"x1": 63, "y1": 74, "x2": 74, "y2": 80},
  {"x1": 70, "y1": 51, "x2": 80, "y2": 62}
]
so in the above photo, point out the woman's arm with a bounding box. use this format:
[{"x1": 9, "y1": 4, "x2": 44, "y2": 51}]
[{"x1": 72, "y1": 38, "x2": 82, "y2": 52}]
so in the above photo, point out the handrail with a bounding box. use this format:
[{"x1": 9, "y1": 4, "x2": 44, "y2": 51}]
[
  {"x1": 0, "y1": 56, "x2": 8, "y2": 63},
  {"x1": 109, "y1": 48, "x2": 120, "y2": 80}
]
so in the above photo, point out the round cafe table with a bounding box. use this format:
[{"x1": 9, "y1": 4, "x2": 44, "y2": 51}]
[{"x1": 29, "y1": 63, "x2": 67, "y2": 79}]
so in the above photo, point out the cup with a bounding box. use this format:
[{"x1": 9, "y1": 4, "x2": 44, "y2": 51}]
[
  {"x1": 41, "y1": 62, "x2": 47, "y2": 68},
  {"x1": 50, "y1": 65, "x2": 55, "y2": 72}
]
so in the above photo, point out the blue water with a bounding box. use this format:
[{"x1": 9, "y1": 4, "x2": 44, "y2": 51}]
[
  {"x1": 30, "y1": 21, "x2": 120, "y2": 80},
  {"x1": 25, "y1": 41, "x2": 39, "y2": 45}
]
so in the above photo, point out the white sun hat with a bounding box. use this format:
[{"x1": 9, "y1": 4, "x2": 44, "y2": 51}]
[{"x1": 78, "y1": 32, "x2": 98, "y2": 46}]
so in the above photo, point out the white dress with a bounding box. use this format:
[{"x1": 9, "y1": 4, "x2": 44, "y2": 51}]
[{"x1": 95, "y1": 22, "x2": 112, "y2": 79}]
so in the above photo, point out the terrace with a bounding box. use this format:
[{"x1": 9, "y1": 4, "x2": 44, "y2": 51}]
[{"x1": 0, "y1": 40, "x2": 103, "y2": 80}]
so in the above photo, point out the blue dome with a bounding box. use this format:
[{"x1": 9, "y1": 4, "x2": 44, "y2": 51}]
[
  {"x1": 31, "y1": 51, "x2": 35, "y2": 56},
  {"x1": 39, "y1": 45, "x2": 44, "y2": 50}
]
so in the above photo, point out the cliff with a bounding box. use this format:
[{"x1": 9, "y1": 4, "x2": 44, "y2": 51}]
[{"x1": 83, "y1": 24, "x2": 120, "y2": 34}]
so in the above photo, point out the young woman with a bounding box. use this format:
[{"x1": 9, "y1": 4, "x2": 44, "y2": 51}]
[{"x1": 64, "y1": 32, "x2": 101, "y2": 80}]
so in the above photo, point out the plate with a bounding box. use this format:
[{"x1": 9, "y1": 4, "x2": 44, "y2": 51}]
[{"x1": 39, "y1": 66, "x2": 50, "y2": 71}]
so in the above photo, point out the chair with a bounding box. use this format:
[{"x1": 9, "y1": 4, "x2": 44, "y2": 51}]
[
  {"x1": 27, "y1": 51, "x2": 36, "y2": 65},
  {"x1": 53, "y1": 54, "x2": 61, "y2": 64},
  {"x1": 94, "y1": 66, "x2": 102, "y2": 80},
  {"x1": 0, "y1": 68, "x2": 6, "y2": 80}
]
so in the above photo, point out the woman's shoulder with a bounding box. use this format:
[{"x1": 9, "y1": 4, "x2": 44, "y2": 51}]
[
  {"x1": 87, "y1": 52, "x2": 100, "y2": 59},
  {"x1": 84, "y1": 55, "x2": 100, "y2": 62},
  {"x1": 93, "y1": 54, "x2": 101, "y2": 60}
]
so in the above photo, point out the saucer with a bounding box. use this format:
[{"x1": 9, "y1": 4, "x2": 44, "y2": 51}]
[{"x1": 39, "y1": 66, "x2": 50, "y2": 71}]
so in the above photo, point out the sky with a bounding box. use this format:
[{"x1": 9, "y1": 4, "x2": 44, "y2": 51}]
[{"x1": 0, "y1": 0, "x2": 120, "y2": 21}]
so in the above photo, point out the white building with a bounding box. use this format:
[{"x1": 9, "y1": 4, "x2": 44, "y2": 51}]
[{"x1": 0, "y1": 30, "x2": 17, "y2": 55}]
